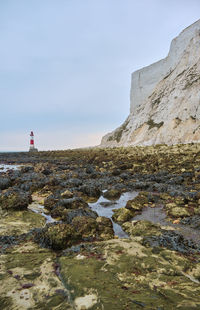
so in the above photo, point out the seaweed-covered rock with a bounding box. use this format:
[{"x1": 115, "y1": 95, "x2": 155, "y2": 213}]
[
  {"x1": 51, "y1": 206, "x2": 98, "y2": 222},
  {"x1": 112, "y1": 207, "x2": 135, "y2": 224},
  {"x1": 181, "y1": 215, "x2": 200, "y2": 229},
  {"x1": 125, "y1": 192, "x2": 148, "y2": 211},
  {"x1": 166, "y1": 202, "x2": 190, "y2": 218},
  {"x1": 34, "y1": 163, "x2": 52, "y2": 175},
  {"x1": 72, "y1": 216, "x2": 98, "y2": 241},
  {"x1": 96, "y1": 216, "x2": 114, "y2": 240},
  {"x1": 143, "y1": 230, "x2": 200, "y2": 254},
  {"x1": 0, "y1": 190, "x2": 31, "y2": 210},
  {"x1": 72, "y1": 216, "x2": 114, "y2": 241},
  {"x1": 0, "y1": 177, "x2": 11, "y2": 190},
  {"x1": 59, "y1": 197, "x2": 88, "y2": 209},
  {"x1": 79, "y1": 185, "x2": 101, "y2": 199},
  {"x1": 61, "y1": 189, "x2": 73, "y2": 199},
  {"x1": 103, "y1": 188, "x2": 121, "y2": 200},
  {"x1": 123, "y1": 220, "x2": 161, "y2": 237},
  {"x1": 44, "y1": 194, "x2": 58, "y2": 210},
  {"x1": 42, "y1": 223, "x2": 78, "y2": 250}
]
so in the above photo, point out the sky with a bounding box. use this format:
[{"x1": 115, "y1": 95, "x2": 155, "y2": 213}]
[{"x1": 0, "y1": 0, "x2": 200, "y2": 151}]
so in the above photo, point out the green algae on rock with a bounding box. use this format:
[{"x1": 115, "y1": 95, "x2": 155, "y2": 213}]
[
  {"x1": 112, "y1": 207, "x2": 135, "y2": 224},
  {"x1": 0, "y1": 210, "x2": 45, "y2": 236},
  {"x1": 122, "y1": 220, "x2": 162, "y2": 237},
  {"x1": 59, "y1": 239, "x2": 200, "y2": 309},
  {"x1": 1, "y1": 143, "x2": 200, "y2": 308},
  {"x1": 0, "y1": 190, "x2": 31, "y2": 211},
  {"x1": 125, "y1": 192, "x2": 149, "y2": 211},
  {"x1": 42, "y1": 223, "x2": 78, "y2": 250},
  {"x1": 103, "y1": 188, "x2": 121, "y2": 200},
  {"x1": 0, "y1": 242, "x2": 73, "y2": 310}
]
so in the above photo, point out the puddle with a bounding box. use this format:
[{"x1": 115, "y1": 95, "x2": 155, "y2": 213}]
[
  {"x1": 28, "y1": 202, "x2": 57, "y2": 224},
  {"x1": 133, "y1": 205, "x2": 200, "y2": 245},
  {"x1": 89, "y1": 192, "x2": 138, "y2": 238},
  {"x1": 133, "y1": 205, "x2": 170, "y2": 227},
  {"x1": 0, "y1": 164, "x2": 20, "y2": 172}
]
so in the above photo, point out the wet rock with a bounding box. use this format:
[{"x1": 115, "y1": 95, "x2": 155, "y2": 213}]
[
  {"x1": 72, "y1": 215, "x2": 114, "y2": 241},
  {"x1": 44, "y1": 195, "x2": 58, "y2": 210},
  {"x1": 0, "y1": 189, "x2": 32, "y2": 210},
  {"x1": 20, "y1": 166, "x2": 34, "y2": 173},
  {"x1": 34, "y1": 163, "x2": 52, "y2": 175},
  {"x1": 61, "y1": 189, "x2": 73, "y2": 199},
  {"x1": 79, "y1": 184, "x2": 101, "y2": 199},
  {"x1": 112, "y1": 208, "x2": 135, "y2": 224},
  {"x1": 112, "y1": 168, "x2": 121, "y2": 176},
  {"x1": 181, "y1": 215, "x2": 200, "y2": 229},
  {"x1": 41, "y1": 223, "x2": 78, "y2": 250},
  {"x1": 143, "y1": 230, "x2": 200, "y2": 253},
  {"x1": 125, "y1": 192, "x2": 148, "y2": 211},
  {"x1": 99, "y1": 201, "x2": 117, "y2": 207},
  {"x1": 71, "y1": 216, "x2": 98, "y2": 241},
  {"x1": 67, "y1": 178, "x2": 82, "y2": 187},
  {"x1": 96, "y1": 216, "x2": 114, "y2": 240},
  {"x1": 103, "y1": 188, "x2": 121, "y2": 200},
  {"x1": 123, "y1": 220, "x2": 161, "y2": 237},
  {"x1": 85, "y1": 165, "x2": 95, "y2": 174},
  {"x1": 59, "y1": 197, "x2": 88, "y2": 209},
  {"x1": 165, "y1": 203, "x2": 191, "y2": 218},
  {"x1": 50, "y1": 205, "x2": 68, "y2": 219},
  {"x1": 0, "y1": 177, "x2": 11, "y2": 190},
  {"x1": 51, "y1": 206, "x2": 98, "y2": 223}
]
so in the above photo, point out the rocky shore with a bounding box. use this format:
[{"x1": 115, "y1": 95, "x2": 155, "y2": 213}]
[{"x1": 0, "y1": 143, "x2": 200, "y2": 309}]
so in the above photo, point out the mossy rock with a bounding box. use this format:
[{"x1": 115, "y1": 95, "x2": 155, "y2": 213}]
[
  {"x1": 72, "y1": 216, "x2": 98, "y2": 240},
  {"x1": 166, "y1": 203, "x2": 190, "y2": 218},
  {"x1": 123, "y1": 220, "x2": 161, "y2": 237},
  {"x1": 103, "y1": 189, "x2": 121, "y2": 200},
  {"x1": 59, "y1": 239, "x2": 200, "y2": 309},
  {"x1": 0, "y1": 190, "x2": 31, "y2": 210},
  {"x1": 43, "y1": 223, "x2": 78, "y2": 250},
  {"x1": 112, "y1": 208, "x2": 134, "y2": 224},
  {"x1": 44, "y1": 195, "x2": 58, "y2": 210},
  {"x1": 96, "y1": 216, "x2": 114, "y2": 240},
  {"x1": 61, "y1": 189, "x2": 73, "y2": 199},
  {"x1": 59, "y1": 197, "x2": 89, "y2": 210},
  {"x1": 125, "y1": 192, "x2": 148, "y2": 211}
]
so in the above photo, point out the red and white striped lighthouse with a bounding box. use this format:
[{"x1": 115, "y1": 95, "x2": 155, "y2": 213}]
[
  {"x1": 30, "y1": 131, "x2": 34, "y2": 150},
  {"x1": 29, "y1": 131, "x2": 38, "y2": 152}
]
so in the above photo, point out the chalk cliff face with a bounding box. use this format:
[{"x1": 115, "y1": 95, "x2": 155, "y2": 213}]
[{"x1": 101, "y1": 20, "x2": 200, "y2": 147}]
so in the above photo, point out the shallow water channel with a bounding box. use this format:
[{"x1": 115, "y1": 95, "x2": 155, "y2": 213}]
[
  {"x1": 89, "y1": 191, "x2": 138, "y2": 238},
  {"x1": 29, "y1": 192, "x2": 138, "y2": 238},
  {"x1": 0, "y1": 164, "x2": 20, "y2": 172},
  {"x1": 28, "y1": 202, "x2": 57, "y2": 224}
]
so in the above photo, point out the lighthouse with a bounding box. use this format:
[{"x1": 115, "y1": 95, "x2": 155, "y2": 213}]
[{"x1": 29, "y1": 131, "x2": 38, "y2": 152}]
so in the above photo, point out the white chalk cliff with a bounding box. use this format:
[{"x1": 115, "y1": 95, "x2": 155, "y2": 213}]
[{"x1": 101, "y1": 20, "x2": 200, "y2": 147}]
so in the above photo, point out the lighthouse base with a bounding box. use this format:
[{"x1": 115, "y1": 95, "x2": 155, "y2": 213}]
[{"x1": 29, "y1": 147, "x2": 38, "y2": 152}]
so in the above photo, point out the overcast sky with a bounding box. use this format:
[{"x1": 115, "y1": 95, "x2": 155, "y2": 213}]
[{"x1": 0, "y1": 0, "x2": 199, "y2": 151}]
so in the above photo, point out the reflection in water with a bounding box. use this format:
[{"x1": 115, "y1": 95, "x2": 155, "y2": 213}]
[
  {"x1": 133, "y1": 205, "x2": 200, "y2": 245},
  {"x1": 89, "y1": 192, "x2": 138, "y2": 238}
]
